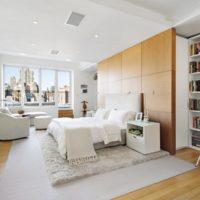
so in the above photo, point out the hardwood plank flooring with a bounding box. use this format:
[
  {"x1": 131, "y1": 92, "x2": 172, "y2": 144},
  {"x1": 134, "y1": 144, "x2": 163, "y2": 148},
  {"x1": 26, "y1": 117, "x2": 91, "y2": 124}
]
[
  {"x1": 0, "y1": 140, "x2": 12, "y2": 175},
  {"x1": 115, "y1": 148, "x2": 200, "y2": 200},
  {"x1": 0, "y1": 141, "x2": 199, "y2": 200}
]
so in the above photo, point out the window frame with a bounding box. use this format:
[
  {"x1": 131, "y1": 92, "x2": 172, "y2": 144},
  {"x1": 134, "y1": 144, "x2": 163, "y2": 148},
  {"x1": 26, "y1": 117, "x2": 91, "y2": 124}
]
[{"x1": 3, "y1": 65, "x2": 72, "y2": 108}]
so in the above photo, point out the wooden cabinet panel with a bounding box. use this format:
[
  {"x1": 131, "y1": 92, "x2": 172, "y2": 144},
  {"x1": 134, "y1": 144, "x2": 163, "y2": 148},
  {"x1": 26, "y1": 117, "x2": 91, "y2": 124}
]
[
  {"x1": 97, "y1": 94, "x2": 105, "y2": 108},
  {"x1": 108, "y1": 53, "x2": 122, "y2": 82},
  {"x1": 149, "y1": 111, "x2": 175, "y2": 154},
  {"x1": 164, "y1": 29, "x2": 176, "y2": 71},
  {"x1": 97, "y1": 83, "x2": 108, "y2": 95},
  {"x1": 108, "y1": 80, "x2": 122, "y2": 94},
  {"x1": 122, "y1": 77, "x2": 141, "y2": 94},
  {"x1": 58, "y1": 109, "x2": 74, "y2": 118},
  {"x1": 142, "y1": 29, "x2": 174, "y2": 76},
  {"x1": 122, "y1": 43, "x2": 141, "y2": 79},
  {"x1": 142, "y1": 71, "x2": 172, "y2": 112},
  {"x1": 97, "y1": 60, "x2": 108, "y2": 84}
]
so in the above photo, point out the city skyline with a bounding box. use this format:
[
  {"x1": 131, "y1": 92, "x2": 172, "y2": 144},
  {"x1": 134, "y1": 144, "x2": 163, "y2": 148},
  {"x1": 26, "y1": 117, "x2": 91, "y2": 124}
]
[
  {"x1": 4, "y1": 66, "x2": 71, "y2": 105},
  {"x1": 4, "y1": 66, "x2": 70, "y2": 91}
]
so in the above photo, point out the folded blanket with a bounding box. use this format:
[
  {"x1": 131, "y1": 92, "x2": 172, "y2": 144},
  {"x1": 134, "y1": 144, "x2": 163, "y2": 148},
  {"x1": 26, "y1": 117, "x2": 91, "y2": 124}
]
[
  {"x1": 65, "y1": 127, "x2": 97, "y2": 166},
  {"x1": 100, "y1": 123, "x2": 121, "y2": 145}
]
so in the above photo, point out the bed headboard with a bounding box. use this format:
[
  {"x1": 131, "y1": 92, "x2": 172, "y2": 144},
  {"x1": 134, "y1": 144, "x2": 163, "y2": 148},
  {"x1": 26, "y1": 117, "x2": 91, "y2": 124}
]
[{"x1": 105, "y1": 93, "x2": 142, "y2": 112}]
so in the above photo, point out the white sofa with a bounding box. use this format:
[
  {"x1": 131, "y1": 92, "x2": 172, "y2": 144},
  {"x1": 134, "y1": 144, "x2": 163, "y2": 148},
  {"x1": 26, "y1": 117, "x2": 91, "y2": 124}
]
[{"x1": 0, "y1": 112, "x2": 30, "y2": 140}]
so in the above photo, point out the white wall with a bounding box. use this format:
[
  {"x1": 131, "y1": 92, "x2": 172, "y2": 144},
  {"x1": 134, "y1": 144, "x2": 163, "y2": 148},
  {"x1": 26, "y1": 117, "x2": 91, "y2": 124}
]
[
  {"x1": 0, "y1": 54, "x2": 97, "y2": 118},
  {"x1": 176, "y1": 36, "x2": 189, "y2": 149}
]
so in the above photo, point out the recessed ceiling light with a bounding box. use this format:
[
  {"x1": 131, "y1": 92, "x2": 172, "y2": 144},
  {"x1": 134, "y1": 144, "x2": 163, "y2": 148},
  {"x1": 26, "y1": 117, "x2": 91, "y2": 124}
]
[
  {"x1": 94, "y1": 34, "x2": 99, "y2": 38},
  {"x1": 20, "y1": 53, "x2": 27, "y2": 56},
  {"x1": 33, "y1": 20, "x2": 38, "y2": 25},
  {"x1": 66, "y1": 58, "x2": 71, "y2": 62},
  {"x1": 50, "y1": 49, "x2": 60, "y2": 55}
]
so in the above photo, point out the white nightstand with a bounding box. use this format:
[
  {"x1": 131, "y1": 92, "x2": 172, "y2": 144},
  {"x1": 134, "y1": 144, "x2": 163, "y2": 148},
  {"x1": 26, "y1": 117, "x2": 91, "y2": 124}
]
[{"x1": 126, "y1": 121, "x2": 160, "y2": 154}]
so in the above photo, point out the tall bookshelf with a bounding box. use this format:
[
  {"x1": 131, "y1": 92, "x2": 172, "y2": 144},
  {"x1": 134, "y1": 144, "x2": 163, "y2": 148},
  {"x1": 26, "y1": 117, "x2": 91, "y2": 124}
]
[{"x1": 189, "y1": 34, "x2": 200, "y2": 150}]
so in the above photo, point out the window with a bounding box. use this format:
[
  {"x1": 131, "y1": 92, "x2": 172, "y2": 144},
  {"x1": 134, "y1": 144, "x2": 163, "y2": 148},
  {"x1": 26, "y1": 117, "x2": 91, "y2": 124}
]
[
  {"x1": 3, "y1": 65, "x2": 72, "y2": 108},
  {"x1": 24, "y1": 68, "x2": 39, "y2": 106},
  {"x1": 58, "y1": 71, "x2": 71, "y2": 108},
  {"x1": 4, "y1": 66, "x2": 22, "y2": 106},
  {"x1": 41, "y1": 69, "x2": 55, "y2": 105}
]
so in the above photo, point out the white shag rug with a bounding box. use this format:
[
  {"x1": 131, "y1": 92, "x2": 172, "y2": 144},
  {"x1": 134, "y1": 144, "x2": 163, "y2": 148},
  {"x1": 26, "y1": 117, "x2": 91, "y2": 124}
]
[{"x1": 38, "y1": 133, "x2": 169, "y2": 186}]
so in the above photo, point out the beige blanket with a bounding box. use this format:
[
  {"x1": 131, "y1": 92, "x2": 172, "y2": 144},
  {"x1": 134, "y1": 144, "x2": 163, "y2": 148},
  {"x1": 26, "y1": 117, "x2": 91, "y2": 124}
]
[{"x1": 65, "y1": 127, "x2": 97, "y2": 166}]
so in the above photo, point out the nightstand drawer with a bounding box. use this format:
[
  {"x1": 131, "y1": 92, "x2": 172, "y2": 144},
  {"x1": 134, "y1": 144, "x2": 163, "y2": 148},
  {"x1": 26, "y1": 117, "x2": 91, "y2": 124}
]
[{"x1": 127, "y1": 132, "x2": 145, "y2": 153}]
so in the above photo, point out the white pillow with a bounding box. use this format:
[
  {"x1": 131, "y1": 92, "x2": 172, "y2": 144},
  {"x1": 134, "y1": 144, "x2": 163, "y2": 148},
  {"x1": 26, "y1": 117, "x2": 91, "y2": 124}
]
[
  {"x1": 0, "y1": 107, "x2": 12, "y2": 115},
  {"x1": 94, "y1": 108, "x2": 110, "y2": 120},
  {"x1": 108, "y1": 110, "x2": 136, "y2": 124},
  {"x1": 123, "y1": 111, "x2": 136, "y2": 122},
  {"x1": 108, "y1": 110, "x2": 128, "y2": 124}
]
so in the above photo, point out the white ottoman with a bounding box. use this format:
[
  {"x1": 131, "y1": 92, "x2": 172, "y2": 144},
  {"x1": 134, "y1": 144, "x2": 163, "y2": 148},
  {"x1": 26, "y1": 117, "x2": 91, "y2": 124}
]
[{"x1": 34, "y1": 115, "x2": 52, "y2": 130}]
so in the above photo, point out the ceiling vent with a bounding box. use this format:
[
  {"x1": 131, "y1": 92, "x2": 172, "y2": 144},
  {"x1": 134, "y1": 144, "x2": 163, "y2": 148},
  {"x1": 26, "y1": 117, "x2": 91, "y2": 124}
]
[
  {"x1": 50, "y1": 49, "x2": 60, "y2": 55},
  {"x1": 66, "y1": 11, "x2": 85, "y2": 27}
]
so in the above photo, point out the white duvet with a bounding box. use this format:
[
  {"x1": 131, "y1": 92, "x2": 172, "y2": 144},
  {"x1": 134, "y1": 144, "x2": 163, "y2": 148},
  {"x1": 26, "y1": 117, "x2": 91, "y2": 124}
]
[{"x1": 47, "y1": 117, "x2": 122, "y2": 158}]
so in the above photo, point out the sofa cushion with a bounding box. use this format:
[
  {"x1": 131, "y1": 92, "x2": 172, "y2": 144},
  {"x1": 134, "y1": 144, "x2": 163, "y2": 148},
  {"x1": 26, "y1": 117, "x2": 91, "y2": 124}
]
[{"x1": 0, "y1": 107, "x2": 12, "y2": 115}]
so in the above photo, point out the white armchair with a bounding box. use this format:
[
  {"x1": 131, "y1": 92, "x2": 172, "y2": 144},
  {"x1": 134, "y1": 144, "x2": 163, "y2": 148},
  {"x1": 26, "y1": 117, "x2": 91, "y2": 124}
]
[{"x1": 0, "y1": 112, "x2": 30, "y2": 140}]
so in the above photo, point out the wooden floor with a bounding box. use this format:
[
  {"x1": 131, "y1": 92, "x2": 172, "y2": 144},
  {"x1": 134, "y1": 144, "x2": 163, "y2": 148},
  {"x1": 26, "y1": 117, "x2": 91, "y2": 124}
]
[
  {"x1": 0, "y1": 141, "x2": 12, "y2": 175},
  {"x1": 0, "y1": 141, "x2": 200, "y2": 200}
]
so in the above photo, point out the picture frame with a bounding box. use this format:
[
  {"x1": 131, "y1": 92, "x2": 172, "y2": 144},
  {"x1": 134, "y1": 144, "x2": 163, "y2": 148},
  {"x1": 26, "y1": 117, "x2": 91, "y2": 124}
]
[
  {"x1": 81, "y1": 84, "x2": 88, "y2": 93},
  {"x1": 135, "y1": 112, "x2": 143, "y2": 121}
]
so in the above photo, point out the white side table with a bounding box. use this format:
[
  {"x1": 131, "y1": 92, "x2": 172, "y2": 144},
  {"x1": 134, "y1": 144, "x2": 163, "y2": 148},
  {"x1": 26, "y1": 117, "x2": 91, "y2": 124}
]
[{"x1": 126, "y1": 121, "x2": 160, "y2": 154}]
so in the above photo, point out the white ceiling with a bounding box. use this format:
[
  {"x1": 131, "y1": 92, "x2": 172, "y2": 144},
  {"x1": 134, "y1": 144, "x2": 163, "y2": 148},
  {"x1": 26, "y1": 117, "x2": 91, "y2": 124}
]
[
  {"x1": 0, "y1": 0, "x2": 200, "y2": 70},
  {"x1": 124, "y1": 0, "x2": 200, "y2": 24}
]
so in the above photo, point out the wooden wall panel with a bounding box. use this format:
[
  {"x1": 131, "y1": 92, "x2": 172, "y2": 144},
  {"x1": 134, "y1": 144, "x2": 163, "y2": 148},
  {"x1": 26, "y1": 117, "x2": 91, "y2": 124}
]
[
  {"x1": 97, "y1": 94, "x2": 105, "y2": 108},
  {"x1": 122, "y1": 77, "x2": 141, "y2": 94},
  {"x1": 98, "y1": 60, "x2": 108, "y2": 84},
  {"x1": 97, "y1": 83, "x2": 108, "y2": 95},
  {"x1": 97, "y1": 28, "x2": 176, "y2": 154},
  {"x1": 142, "y1": 29, "x2": 174, "y2": 76},
  {"x1": 148, "y1": 111, "x2": 175, "y2": 154},
  {"x1": 108, "y1": 80, "x2": 122, "y2": 94},
  {"x1": 108, "y1": 53, "x2": 122, "y2": 82},
  {"x1": 142, "y1": 72, "x2": 172, "y2": 112},
  {"x1": 122, "y1": 44, "x2": 141, "y2": 79}
]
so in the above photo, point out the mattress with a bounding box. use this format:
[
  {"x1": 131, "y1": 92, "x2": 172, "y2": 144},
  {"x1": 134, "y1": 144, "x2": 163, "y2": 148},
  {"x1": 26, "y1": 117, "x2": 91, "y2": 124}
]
[{"x1": 94, "y1": 129, "x2": 126, "y2": 150}]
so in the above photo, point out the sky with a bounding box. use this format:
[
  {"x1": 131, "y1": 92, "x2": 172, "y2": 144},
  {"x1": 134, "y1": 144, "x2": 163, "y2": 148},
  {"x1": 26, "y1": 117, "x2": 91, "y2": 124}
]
[{"x1": 4, "y1": 66, "x2": 70, "y2": 90}]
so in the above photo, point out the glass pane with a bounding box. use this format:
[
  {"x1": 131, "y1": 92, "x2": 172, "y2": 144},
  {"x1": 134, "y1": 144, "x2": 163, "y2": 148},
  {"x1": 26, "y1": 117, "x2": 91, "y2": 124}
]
[
  {"x1": 4, "y1": 66, "x2": 22, "y2": 106},
  {"x1": 58, "y1": 71, "x2": 71, "y2": 108},
  {"x1": 24, "y1": 68, "x2": 39, "y2": 106},
  {"x1": 41, "y1": 69, "x2": 55, "y2": 105}
]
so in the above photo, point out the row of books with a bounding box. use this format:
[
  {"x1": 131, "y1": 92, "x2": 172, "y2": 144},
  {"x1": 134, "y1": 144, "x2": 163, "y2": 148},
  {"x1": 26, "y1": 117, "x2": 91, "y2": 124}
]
[
  {"x1": 189, "y1": 99, "x2": 200, "y2": 110},
  {"x1": 192, "y1": 132, "x2": 200, "y2": 147},
  {"x1": 190, "y1": 42, "x2": 200, "y2": 56},
  {"x1": 189, "y1": 61, "x2": 200, "y2": 73},
  {"x1": 189, "y1": 80, "x2": 200, "y2": 91},
  {"x1": 192, "y1": 116, "x2": 200, "y2": 129}
]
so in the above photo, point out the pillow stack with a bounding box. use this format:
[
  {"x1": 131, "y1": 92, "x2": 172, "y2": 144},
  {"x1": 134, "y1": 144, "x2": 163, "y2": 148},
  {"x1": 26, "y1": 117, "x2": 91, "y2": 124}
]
[{"x1": 108, "y1": 110, "x2": 136, "y2": 125}]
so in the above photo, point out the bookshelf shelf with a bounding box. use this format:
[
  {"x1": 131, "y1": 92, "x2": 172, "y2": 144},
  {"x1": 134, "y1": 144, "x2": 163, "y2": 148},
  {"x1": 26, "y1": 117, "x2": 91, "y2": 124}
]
[
  {"x1": 190, "y1": 54, "x2": 200, "y2": 58},
  {"x1": 190, "y1": 34, "x2": 200, "y2": 42},
  {"x1": 190, "y1": 72, "x2": 200, "y2": 75},
  {"x1": 189, "y1": 110, "x2": 200, "y2": 113},
  {"x1": 190, "y1": 91, "x2": 200, "y2": 94},
  {"x1": 189, "y1": 35, "x2": 200, "y2": 151},
  {"x1": 190, "y1": 145, "x2": 200, "y2": 151},
  {"x1": 190, "y1": 127, "x2": 200, "y2": 132}
]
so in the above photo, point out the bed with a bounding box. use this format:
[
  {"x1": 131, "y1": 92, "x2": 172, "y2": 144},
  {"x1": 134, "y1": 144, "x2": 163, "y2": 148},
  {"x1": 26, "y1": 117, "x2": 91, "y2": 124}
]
[{"x1": 48, "y1": 94, "x2": 142, "y2": 159}]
